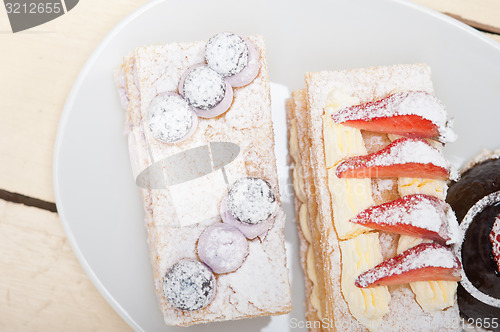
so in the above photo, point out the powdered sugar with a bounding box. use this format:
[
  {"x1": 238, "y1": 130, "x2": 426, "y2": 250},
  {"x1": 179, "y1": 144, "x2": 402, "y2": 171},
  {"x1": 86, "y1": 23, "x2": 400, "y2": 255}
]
[
  {"x1": 226, "y1": 177, "x2": 277, "y2": 225},
  {"x1": 205, "y1": 32, "x2": 248, "y2": 77},
  {"x1": 461, "y1": 148, "x2": 500, "y2": 173},
  {"x1": 147, "y1": 93, "x2": 195, "y2": 143},
  {"x1": 224, "y1": 37, "x2": 261, "y2": 88},
  {"x1": 182, "y1": 66, "x2": 226, "y2": 110},
  {"x1": 197, "y1": 223, "x2": 248, "y2": 274},
  {"x1": 372, "y1": 178, "x2": 395, "y2": 202},
  {"x1": 335, "y1": 138, "x2": 450, "y2": 178},
  {"x1": 305, "y1": 64, "x2": 462, "y2": 330},
  {"x1": 489, "y1": 215, "x2": 500, "y2": 273},
  {"x1": 115, "y1": 69, "x2": 129, "y2": 110},
  {"x1": 369, "y1": 138, "x2": 447, "y2": 168},
  {"x1": 332, "y1": 91, "x2": 456, "y2": 142},
  {"x1": 446, "y1": 207, "x2": 460, "y2": 245},
  {"x1": 403, "y1": 245, "x2": 458, "y2": 269},
  {"x1": 220, "y1": 197, "x2": 275, "y2": 239},
  {"x1": 456, "y1": 190, "x2": 500, "y2": 308},
  {"x1": 356, "y1": 243, "x2": 460, "y2": 288},
  {"x1": 351, "y1": 194, "x2": 458, "y2": 243},
  {"x1": 162, "y1": 259, "x2": 216, "y2": 311},
  {"x1": 118, "y1": 35, "x2": 292, "y2": 325}
]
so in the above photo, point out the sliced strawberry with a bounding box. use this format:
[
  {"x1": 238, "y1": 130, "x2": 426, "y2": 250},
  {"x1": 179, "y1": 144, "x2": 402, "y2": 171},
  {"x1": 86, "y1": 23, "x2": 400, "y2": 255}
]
[
  {"x1": 489, "y1": 215, "x2": 500, "y2": 273},
  {"x1": 339, "y1": 115, "x2": 438, "y2": 139},
  {"x1": 331, "y1": 91, "x2": 452, "y2": 141},
  {"x1": 355, "y1": 242, "x2": 461, "y2": 288},
  {"x1": 350, "y1": 194, "x2": 458, "y2": 244},
  {"x1": 335, "y1": 138, "x2": 449, "y2": 179}
]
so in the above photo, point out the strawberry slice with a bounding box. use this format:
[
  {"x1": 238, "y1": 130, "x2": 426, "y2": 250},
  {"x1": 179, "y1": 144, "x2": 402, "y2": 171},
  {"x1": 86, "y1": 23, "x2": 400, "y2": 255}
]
[
  {"x1": 338, "y1": 115, "x2": 438, "y2": 138},
  {"x1": 355, "y1": 242, "x2": 462, "y2": 288},
  {"x1": 331, "y1": 91, "x2": 456, "y2": 142},
  {"x1": 335, "y1": 138, "x2": 449, "y2": 179},
  {"x1": 350, "y1": 194, "x2": 459, "y2": 244},
  {"x1": 489, "y1": 215, "x2": 500, "y2": 273}
]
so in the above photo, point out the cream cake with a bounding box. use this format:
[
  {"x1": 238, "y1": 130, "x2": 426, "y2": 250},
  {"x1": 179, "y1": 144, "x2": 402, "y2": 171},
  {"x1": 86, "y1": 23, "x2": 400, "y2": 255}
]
[
  {"x1": 287, "y1": 64, "x2": 462, "y2": 331},
  {"x1": 447, "y1": 149, "x2": 500, "y2": 331},
  {"x1": 115, "y1": 33, "x2": 292, "y2": 326}
]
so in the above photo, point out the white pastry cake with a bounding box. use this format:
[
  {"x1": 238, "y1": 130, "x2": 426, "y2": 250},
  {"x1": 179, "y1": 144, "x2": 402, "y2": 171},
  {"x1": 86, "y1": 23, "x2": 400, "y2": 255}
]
[
  {"x1": 115, "y1": 33, "x2": 292, "y2": 326},
  {"x1": 287, "y1": 64, "x2": 462, "y2": 331}
]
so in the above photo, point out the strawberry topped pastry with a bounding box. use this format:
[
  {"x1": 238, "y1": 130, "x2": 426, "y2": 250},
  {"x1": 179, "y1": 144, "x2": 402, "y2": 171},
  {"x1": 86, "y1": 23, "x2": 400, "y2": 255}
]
[
  {"x1": 333, "y1": 87, "x2": 462, "y2": 292},
  {"x1": 356, "y1": 243, "x2": 461, "y2": 288},
  {"x1": 288, "y1": 64, "x2": 462, "y2": 331},
  {"x1": 331, "y1": 91, "x2": 456, "y2": 143},
  {"x1": 335, "y1": 138, "x2": 451, "y2": 179},
  {"x1": 335, "y1": 79, "x2": 463, "y2": 325},
  {"x1": 349, "y1": 194, "x2": 459, "y2": 244},
  {"x1": 332, "y1": 83, "x2": 462, "y2": 302}
]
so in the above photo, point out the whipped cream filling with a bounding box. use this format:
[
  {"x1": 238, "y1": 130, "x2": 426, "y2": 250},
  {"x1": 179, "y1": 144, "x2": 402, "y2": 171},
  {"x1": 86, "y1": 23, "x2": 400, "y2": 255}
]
[
  {"x1": 289, "y1": 120, "x2": 323, "y2": 319},
  {"x1": 324, "y1": 90, "x2": 390, "y2": 330},
  {"x1": 390, "y1": 113, "x2": 459, "y2": 312}
]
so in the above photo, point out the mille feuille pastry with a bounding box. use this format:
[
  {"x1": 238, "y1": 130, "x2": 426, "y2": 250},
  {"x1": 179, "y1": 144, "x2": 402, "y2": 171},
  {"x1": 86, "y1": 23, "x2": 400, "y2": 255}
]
[
  {"x1": 447, "y1": 149, "x2": 500, "y2": 331},
  {"x1": 115, "y1": 32, "x2": 292, "y2": 326},
  {"x1": 287, "y1": 64, "x2": 463, "y2": 331},
  {"x1": 286, "y1": 89, "x2": 324, "y2": 328}
]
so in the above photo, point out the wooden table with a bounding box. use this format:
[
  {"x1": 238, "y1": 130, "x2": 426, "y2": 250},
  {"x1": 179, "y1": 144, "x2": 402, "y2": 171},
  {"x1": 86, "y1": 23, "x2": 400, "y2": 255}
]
[{"x1": 1, "y1": 1, "x2": 499, "y2": 331}]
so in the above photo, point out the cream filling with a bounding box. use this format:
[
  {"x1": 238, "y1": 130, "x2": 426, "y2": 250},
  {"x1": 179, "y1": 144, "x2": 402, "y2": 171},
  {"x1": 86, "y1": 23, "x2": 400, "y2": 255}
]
[
  {"x1": 392, "y1": 135, "x2": 448, "y2": 200},
  {"x1": 324, "y1": 90, "x2": 373, "y2": 240},
  {"x1": 324, "y1": 90, "x2": 390, "y2": 330},
  {"x1": 340, "y1": 233, "x2": 391, "y2": 331},
  {"x1": 307, "y1": 244, "x2": 323, "y2": 319},
  {"x1": 390, "y1": 134, "x2": 457, "y2": 312},
  {"x1": 289, "y1": 120, "x2": 322, "y2": 319},
  {"x1": 293, "y1": 165, "x2": 307, "y2": 203},
  {"x1": 398, "y1": 177, "x2": 447, "y2": 201},
  {"x1": 289, "y1": 118, "x2": 307, "y2": 203},
  {"x1": 299, "y1": 204, "x2": 313, "y2": 243},
  {"x1": 397, "y1": 236, "x2": 457, "y2": 312}
]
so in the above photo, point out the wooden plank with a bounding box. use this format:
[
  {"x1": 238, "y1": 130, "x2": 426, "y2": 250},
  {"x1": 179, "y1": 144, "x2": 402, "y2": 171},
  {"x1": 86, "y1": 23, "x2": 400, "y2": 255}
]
[
  {"x1": 0, "y1": 0, "x2": 150, "y2": 203},
  {"x1": 412, "y1": 0, "x2": 500, "y2": 33},
  {"x1": 0, "y1": 200, "x2": 132, "y2": 331}
]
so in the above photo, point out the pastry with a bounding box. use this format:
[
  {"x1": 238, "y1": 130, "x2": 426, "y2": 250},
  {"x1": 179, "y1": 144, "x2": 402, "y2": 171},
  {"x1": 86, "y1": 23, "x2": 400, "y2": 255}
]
[
  {"x1": 447, "y1": 149, "x2": 500, "y2": 331},
  {"x1": 286, "y1": 89, "x2": 325, "y2": 331},
  {"x1": 287, "y1": 64, "x2": 462, "y2": 331},
  {"x1": 115, "y1": 32, "x2": 292, "y2": 326}
]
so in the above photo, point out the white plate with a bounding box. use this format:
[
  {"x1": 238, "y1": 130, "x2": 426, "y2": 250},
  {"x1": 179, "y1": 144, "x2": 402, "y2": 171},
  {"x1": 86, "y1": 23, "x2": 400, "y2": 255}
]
[{"x1": 53, "y1": 0, "x2": 500, "y2": 331}]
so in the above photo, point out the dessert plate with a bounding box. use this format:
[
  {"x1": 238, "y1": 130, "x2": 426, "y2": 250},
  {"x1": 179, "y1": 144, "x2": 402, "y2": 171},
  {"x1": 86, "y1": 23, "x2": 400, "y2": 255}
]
[{"x1": 53, "y1": 0, "x2": 500, "y2": 331}]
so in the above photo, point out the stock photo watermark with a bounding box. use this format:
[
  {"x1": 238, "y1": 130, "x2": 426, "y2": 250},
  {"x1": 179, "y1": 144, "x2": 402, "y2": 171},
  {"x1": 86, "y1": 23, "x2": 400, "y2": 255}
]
[
  {"x1": 133, "y1": 140, "x2": 299, "y2": 228},
  {"x1": 289, "y1": 317, "x2": 496, "y2": 330},
  {"x1": 3, "y1": 0, "x2": 79, "y2": 33}
]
